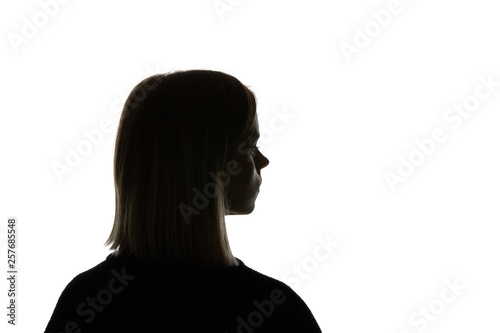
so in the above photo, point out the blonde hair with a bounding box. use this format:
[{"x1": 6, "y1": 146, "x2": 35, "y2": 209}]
[{"x1": 104, "y1": 69, "x2": 257, "y2": 267}]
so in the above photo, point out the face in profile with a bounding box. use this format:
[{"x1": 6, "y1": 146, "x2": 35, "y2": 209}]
[{"x1": 226, "y1": 121, "x2": 269, "y2": 215}]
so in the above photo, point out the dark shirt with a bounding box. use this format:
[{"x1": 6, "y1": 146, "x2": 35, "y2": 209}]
[{"x1": 45, "y1": 252, "x2": 322, "y2": 332}]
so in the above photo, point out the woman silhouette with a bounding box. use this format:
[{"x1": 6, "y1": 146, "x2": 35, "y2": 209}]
[{"x1": 45, "y1": 69, "x2": 322, "y2": 332}]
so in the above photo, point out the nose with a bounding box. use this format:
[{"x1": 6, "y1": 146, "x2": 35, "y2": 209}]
[{"x1": 259, "y1": 152, "x2": 269, "y2": 169}]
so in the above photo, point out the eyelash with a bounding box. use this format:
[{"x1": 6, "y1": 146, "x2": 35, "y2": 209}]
[{"x1": 250, "y1": 145, "x2": 260, "y2": 154}]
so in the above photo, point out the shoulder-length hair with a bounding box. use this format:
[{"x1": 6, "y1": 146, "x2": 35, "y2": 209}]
[{"x1": 104, "y1": 69, "x2": 257, "y2": 267}]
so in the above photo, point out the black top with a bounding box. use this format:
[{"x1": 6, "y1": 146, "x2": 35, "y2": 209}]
[{"x1": 44, "y1": 252, "x2": 322, "y2": 332}]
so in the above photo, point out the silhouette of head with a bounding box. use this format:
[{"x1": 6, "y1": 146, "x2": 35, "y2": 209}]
[
  {"x1": 226, "y1": 117, "x2": 269, "y2": 215},
  {"x1": 105, "y1": 69, "x2": 269, "y2": 267}
]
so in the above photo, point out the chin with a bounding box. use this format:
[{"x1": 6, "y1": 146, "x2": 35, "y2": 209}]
[
  {"x1": 228, "y1": 203, "x2": 256, "y2": 215},
  {"x1": 242, "y1": 204, "x2": 256, "y2": 214}
]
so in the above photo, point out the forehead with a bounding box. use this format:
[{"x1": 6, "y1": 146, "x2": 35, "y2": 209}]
[
  {"x1": 248, "y1": 122, "x2": 260, "y2": 141},
  {"x1": 252, "y1": 117, "x2": 260, "y2": 134}
]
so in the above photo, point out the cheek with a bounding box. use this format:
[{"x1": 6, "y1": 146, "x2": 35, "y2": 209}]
[
  {"x1": 228, "y1": 151, "x2": 258, "y2": 185},
  {"x1": 231, "y1": 161, "x2": 255, "y2": 187}
]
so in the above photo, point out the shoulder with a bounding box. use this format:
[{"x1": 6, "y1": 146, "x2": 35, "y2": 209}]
[
  {"x1": 45, "y1": 253, "x2": 120, "y2": 332},
  {"x1": 236, "y1": 258, "x2": 302, "y2": 296},
  {"x1": 234, "y1": 258, "x2": 322, "y2": 331},
  {"x1": 61, "y1": 253, "x2": 120, "y2": 294}
]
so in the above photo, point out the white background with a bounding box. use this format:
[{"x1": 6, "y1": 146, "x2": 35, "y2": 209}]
[{"x1": 1, "y1": 0, "x2": 500, "y2": 332}]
